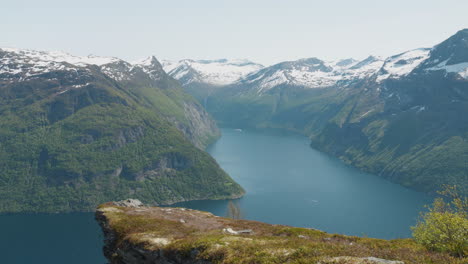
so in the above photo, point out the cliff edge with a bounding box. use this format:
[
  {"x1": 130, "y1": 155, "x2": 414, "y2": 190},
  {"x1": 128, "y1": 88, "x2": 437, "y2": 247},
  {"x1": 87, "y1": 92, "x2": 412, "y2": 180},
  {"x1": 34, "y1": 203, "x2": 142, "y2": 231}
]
[{"x1": 95, "y1": 200, "x2": 465, "y2": 264}]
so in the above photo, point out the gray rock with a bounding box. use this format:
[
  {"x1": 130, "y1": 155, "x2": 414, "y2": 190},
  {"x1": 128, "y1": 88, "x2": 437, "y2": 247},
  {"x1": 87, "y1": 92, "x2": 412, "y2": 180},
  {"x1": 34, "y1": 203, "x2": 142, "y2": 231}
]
[
  {"x1": 365, "y1": 257, "x2": 404, "y2": 264},
  {"x1": 320, "y1": 256, "x2": 404, "y2": 264},
  {"x1": 112, "y1": 199, "x2": 144, "y2": 208}
]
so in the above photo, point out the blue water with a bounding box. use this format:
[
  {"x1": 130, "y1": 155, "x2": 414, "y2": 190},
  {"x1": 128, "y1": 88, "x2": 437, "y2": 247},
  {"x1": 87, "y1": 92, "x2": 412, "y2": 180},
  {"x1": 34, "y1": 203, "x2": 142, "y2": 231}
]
[
  {"x1": 0, "y1": 128, "x2": 433, "y2": 263},
  {"x1": 174, "y1": 128, "x2": 432, "y2": 239},
  {"x1": 0, "y1": 213, "x2": 105, "y2": 264}
]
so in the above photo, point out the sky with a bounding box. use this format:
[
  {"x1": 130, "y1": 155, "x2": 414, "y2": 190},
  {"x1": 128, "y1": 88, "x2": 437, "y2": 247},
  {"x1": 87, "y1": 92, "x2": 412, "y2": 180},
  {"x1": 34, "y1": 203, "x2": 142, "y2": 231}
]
[{"x1": 1, "y1": 0, "x2": 467, "y2": 66}]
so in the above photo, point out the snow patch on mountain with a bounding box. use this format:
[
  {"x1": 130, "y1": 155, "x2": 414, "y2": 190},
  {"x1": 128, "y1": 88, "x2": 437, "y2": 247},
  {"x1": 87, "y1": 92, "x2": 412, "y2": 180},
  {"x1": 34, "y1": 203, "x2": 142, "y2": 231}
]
[
  {"x1": 57, "y1": 82, "x2": 92, "y2": 95},
  {"x1": 0, "y1": 48, "x2": 170, "y2": 83},
  {"x1": 243, "y1": 56, "x2": 385, "y2": 93},
  {"x1": 339, "y1": 56, "x2": 385, "y2": 79},
  {"x1": 162, "y1": 59, "x2": 264, "y2": 86},
  {"x1": 132, "y1": 56, "x2": 165, "y2": 81},
  {"x1": 0, "y1": 47, "x2": 124, "y2": 81},
  {"x1": 1, "y1": 48, "x2": 119, "y2": 67},
  {"x1": 133, "y1": 56, "x2": 158, "y2": 67},
  {"x1": 377, "y1": 49, "x2": 430, "y2": 81},
  {"x1": 425, "y1": 59, "x2": 468, "y2": 79}
]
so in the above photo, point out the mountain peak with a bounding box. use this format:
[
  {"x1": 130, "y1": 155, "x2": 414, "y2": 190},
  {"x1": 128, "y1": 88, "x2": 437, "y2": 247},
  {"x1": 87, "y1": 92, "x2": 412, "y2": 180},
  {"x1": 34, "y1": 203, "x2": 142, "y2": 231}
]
[
  {"x1": 413, "y1": 29, "x2": 468, "y2": 78},
  {"x1": 349, "y1": 55, "x2": 383, "y2": 70},
  {"x1": 270, "y1": 57, "x2": 330, "y2": 72},
  {"x1": 133, "y1": 56, "x2": 162, "y2": 67},
  {"x1": 426, "y1": 29, "x2": 468, "y2": 66},
  {"x1": 334, "y1": 58, "x2": 358, "y2": 67},
  {"x1": 297, "y1": 57, "x2": 324, "y2": 64},
  {"x1": 376, "y1": 48, "x2": 430, "y2": 81},
  {"x1": 454, "y1": 28, "x2": 468, "y2": 37}
]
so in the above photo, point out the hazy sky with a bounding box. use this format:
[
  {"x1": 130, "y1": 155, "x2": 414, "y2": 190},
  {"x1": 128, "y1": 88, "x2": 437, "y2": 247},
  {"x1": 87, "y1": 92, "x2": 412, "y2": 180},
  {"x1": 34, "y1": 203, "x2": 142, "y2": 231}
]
[{"x1": 2, "y1": 0, "x2": 467, "y2": 65}]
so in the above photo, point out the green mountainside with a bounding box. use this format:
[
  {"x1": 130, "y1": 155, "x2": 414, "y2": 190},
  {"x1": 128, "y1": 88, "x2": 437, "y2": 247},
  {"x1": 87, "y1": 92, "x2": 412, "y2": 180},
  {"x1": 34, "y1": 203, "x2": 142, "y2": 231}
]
[
  {"x1": 180, "y1": 30, "x2": 468, "y2": 195},
  {"x1": 0, "y1": 50, "x2": 244, "y2": 213}
]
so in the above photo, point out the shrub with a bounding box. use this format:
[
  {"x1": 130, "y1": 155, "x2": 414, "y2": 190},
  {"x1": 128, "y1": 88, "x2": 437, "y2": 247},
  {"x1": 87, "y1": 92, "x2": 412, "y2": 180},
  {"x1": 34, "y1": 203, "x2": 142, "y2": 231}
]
[
  {"x1": 412, "y1": 185, "x2": 468, "y2": 257},
  {"x1": 226, "y1": 200, "x2": 243, "y2": 220}
]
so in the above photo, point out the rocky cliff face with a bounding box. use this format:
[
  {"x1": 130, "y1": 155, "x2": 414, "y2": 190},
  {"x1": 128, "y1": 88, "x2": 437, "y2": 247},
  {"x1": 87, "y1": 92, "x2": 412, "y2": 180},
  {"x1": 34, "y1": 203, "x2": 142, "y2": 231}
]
[
  {"x1": 133, "y1": 56, "x2": 221, "y2": 149},
  {"x1": 169, "y1": 101, "x2": 220, "y2": 149},
  {"x1": 95, "y1": 200, "x2": 464, "y2": 264}
]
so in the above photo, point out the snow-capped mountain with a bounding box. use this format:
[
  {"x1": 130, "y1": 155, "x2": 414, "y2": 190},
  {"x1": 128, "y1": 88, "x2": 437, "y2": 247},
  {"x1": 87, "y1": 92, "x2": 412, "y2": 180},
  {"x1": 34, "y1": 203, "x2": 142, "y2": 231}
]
[
  {"x1": 202, "y1": 29, "x2": 468, "y2": 196},
  {"x1": 376, "y1": 48, "x2": 430, "y2": 81},
  {"x1": 0, "y1": 46, "x2": 223, "y2": 150},
  {"x1": 0, "y1": 47, "x2": 120, "y2": 68},
  {"x1": 168, "y1": 30, "x2": 467, "y2": 96},
  {"x1": 0, "y1": 48, "x2": 168, "y2": 88},
  {"x1": 238, "y1": 56, "x2": 386, "y2": 93},
  {"x1": 162, "y1": 59, "x2": 264, "y2": 86},
  {"x1": 417, "y1": 29, "x2": 468, "y2": 79},
  {"x1": 234, "y1": 48, "x2": 457, "y2": 94},
  {"x1": 0, "y1": 47, "x2": 241, "y2": 214},
  {"x1": 0, "y1": 48, "x2": 120, "y2": 80},
  {"x1": 132, "y1": 55, "x2": 166, "y2": 81},
  {"x1": 164, "y1": 52, "x2": 437, "y2": 95}
]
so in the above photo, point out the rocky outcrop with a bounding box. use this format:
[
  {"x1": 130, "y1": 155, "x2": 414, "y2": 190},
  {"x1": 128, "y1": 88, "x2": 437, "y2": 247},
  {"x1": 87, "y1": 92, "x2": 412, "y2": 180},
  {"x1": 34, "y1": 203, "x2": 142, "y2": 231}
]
[
  {"x1": 95, "y1": 201, "x2": 463, "y2": 264},
  {"x1": 112, "y1": 199, "x2": 144, "y2": 208}
]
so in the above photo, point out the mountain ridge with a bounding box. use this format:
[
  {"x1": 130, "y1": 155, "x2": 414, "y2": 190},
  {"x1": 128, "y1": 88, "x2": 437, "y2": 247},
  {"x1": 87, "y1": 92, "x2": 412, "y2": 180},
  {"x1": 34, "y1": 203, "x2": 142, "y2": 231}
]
[
  {"x1": 166, "y1": 29, "x2": 468, "y2": 195},
  {"x1": 0, "y1": 47, "x2": 244, "y2": 213}
]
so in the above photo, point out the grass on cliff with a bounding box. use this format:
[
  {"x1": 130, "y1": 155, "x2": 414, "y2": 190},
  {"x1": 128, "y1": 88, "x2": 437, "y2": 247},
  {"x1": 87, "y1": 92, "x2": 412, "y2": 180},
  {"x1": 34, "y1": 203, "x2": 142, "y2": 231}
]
[{"x1": 99, "y1": 204, "x2": 466, "y2": 264}]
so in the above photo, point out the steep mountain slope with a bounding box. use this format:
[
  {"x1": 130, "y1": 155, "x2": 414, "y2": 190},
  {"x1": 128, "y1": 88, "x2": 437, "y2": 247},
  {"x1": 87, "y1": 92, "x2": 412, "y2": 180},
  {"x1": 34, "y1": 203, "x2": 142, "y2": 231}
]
[
  {"x1": 312, "y1": 29, "x2": 468, "y2": 194},
  {"x1": 161, "y1": 59, "x2": 263, "y2": 102},
  {"x1": 180, "y1": 29, "x2": 468, "y2": 195},
  {"x1": 0, "y1": 48, "x2": 244, "y2": 213}
]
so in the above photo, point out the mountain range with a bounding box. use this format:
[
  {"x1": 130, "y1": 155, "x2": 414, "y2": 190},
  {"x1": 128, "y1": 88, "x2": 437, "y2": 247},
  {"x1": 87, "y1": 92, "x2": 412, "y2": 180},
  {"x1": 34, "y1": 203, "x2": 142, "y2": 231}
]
[
  {"x1": 0, "y1": 48, "x2": 244, "y2": 213},
  {"x1": 164, "y1": 29, "x2": 468, "y2": 195},
  {"x1": 1, "y1": 29, "x2": 466, "y2": 213}
]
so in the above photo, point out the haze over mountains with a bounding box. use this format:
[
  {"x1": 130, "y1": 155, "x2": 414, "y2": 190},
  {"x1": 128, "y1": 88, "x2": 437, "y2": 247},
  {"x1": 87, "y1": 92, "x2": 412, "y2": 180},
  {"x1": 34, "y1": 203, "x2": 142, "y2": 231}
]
[
  {"x1": 164, "y1": 29, "x2": 468, "y2": 195},
  {"x1": 0, "y1": 29, "x2": 466, "y2": 213},
  {"x1": 162, "y1": 44, "x2": 466, "y2": 95}
]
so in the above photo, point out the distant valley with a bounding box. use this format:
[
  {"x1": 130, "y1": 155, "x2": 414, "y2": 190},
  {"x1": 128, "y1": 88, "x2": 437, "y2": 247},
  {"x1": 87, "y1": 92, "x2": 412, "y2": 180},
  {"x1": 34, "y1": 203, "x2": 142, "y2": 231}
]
[
  {"x1": 1, "y1": 29, "x2": 466, "y2": 213},
  {"x1": 163, "y1": 29, "x2": 468, "y2": 195}
]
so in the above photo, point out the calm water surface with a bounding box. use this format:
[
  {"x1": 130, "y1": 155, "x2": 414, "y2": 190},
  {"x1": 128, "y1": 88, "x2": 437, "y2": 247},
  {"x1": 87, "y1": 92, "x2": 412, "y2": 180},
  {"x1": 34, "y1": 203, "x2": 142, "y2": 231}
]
[
  {"x1": 0, "y1": 128, "x2": 432, "y2": 263},
  {"x1": 0, "y1": 213, "x2": 105, "y2": 264},
  {"x1": 175, "y1": 128, "x2": 432, "y2": 239}
]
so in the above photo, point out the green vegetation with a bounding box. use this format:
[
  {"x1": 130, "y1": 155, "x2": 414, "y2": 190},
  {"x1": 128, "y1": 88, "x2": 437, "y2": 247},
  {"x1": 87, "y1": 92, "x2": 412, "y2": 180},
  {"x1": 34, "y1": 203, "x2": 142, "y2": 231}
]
[
  {"x1": 97, "y1": 203, "x2": 467, "y2": 264},
  {"x1": 412, "y1": 185, "x2": 468, "y2": 257},
  {"x1": 0, "y1": 67, "x2": 243, "y2": 213},
  {"x1": 204, "y1": 76, "x2": 468, "y2": 195}
]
